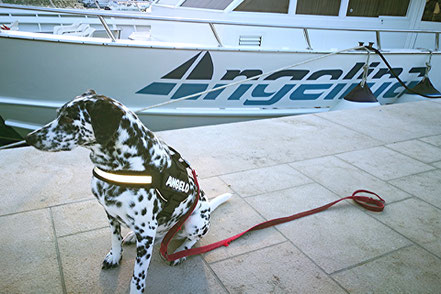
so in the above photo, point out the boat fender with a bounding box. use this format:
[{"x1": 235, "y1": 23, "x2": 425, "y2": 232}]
[
  {"x1": 396, "y1": 77, "x2": 441, "y2": 103},
  {"x1": 409, "y1": 77, "x2": 441, "y2": 97},
  {"x1": 332, "y1": 82, "x2": 380, "y2": 111}
]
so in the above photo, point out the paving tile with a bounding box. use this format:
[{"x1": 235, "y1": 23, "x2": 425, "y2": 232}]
[
  {"x1": 159, "y1": 115, "x2": 381, "y2": 178},
  {"x1": 337, "y1": 146, "x2": 434, "y2": 181},
  {"x1": 210, "y1": 242, "x2": 345, "y2": 294},
  {"x1": 220, "y1": 164, "x2": 312, "y2": 197},
  {"x1": 246, "y1": 183, "x2": 411, "y2": 273},
  {"x1": 51, "y1": 199, "x2": 109, "y2": 237},
  {"x1": 333, "y1": 245, "x2": 441, "y2": 294},
  {"x1": 0, "y1": 209, "x2": 62, "y2": 293},
  {"x1": 200, "y1": 194, "x2": 286, "y2": 263},
  {"x1": 0, "y1": 147, "x2": 94, "y2": 215},
  {"x1": 198, "y1": 176, "x2": 233, "y2": 199},
  {"x1": 420, "y1": 134, "x2": 441, "y2": 147},
  {"x1": 59, "y1": 228, "x2": 133, "y2": 294},
  {"x1": 369, "y1": 198, "x2": 441, "y2": 257},
  {"x1": 290, "y1": 156, "x2": 411, "y2": 203},
  {"x1": 389, "y1": 169, "x2": 441, "y2": 209},
  {"x1": 386, "y1": 139, "x2": 441, "y2": 163},
  {"x1": 58, "y1": 228, "x2": 227, "y2": 294},
  {"x1": 317, "y1": 101, "x2": 441, "y2": 143}
]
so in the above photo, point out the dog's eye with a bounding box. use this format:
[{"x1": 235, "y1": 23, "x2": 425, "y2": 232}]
[{"x1": 59, "y1": 115, "x2": 74, "y2": 124}]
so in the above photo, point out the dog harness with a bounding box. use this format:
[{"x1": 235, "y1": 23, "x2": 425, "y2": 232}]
[{"x1": 92, "y1": 147, "x2": 195, "y2": 219}]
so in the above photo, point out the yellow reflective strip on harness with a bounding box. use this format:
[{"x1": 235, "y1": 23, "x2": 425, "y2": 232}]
[{"x1": 93, "y1": 167, "x2": 152, "y2": 185}]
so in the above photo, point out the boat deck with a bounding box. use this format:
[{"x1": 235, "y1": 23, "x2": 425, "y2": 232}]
[{"x1": 1, "y1": 100, "x2": 441, "y2": 293}]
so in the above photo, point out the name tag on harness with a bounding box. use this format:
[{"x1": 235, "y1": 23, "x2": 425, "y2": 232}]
[{"x1": 165, "y1": 175, "x2": 190, "y2": 193}]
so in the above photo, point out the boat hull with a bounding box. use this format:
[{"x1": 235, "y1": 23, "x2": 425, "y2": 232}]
[{"x1": 1, "y1": 31, "x2": 440, "y2": 133}]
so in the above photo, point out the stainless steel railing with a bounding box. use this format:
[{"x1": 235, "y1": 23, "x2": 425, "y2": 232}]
[{"x1": 1, "y1": 3, "x2": 440, "y2": 50}]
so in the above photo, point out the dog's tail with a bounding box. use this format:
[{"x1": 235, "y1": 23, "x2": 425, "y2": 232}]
[{"x1": 209, "y1": 193, "x2": 233, "y2": 212}]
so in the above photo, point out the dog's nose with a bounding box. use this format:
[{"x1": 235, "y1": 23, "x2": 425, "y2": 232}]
[{"x1": 25, "y1": 132, "x2": 38, "y2": 146}]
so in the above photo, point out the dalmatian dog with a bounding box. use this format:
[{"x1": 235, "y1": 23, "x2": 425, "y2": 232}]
[{"x1": 25, "y1": 90, "x2": 232, "y2": 293}]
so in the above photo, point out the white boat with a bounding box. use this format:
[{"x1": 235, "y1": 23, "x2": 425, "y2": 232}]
[{"x1": 0, "y1": 0, "x2": 440, "y2": 135}]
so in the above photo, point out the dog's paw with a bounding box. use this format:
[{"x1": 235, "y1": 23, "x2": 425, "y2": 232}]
[
  {"x1": 102, "y1": 251, "x2": 122, "y2": 269},
  {"x1": 122, "y1": 231, "x2": 137, "y2": 245},
  {"x1": 169, "y1": 257, "x2": 186, "y2": 266}
]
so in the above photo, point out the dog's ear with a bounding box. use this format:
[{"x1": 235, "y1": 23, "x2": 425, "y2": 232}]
[{"x1": 88, "y1": 98, "x2": 124, "y2": 146}]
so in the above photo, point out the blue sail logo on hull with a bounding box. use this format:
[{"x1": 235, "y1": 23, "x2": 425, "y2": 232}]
[
  {"x1": 137, "y1": 51, "x2": 213, "y2": 99},
  {"x1": 136, "y1": 51, "x2": 426, "y2": 105}
]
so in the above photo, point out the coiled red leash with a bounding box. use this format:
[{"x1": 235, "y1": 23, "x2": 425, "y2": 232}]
[{"x1": 160, "y1": 170, "x2": 385, "y2": 262}]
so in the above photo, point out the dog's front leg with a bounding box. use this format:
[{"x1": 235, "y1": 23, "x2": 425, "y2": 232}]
[
  {"x1": 102, "y1": 213, "x2": 123, "y2": 269},
  {"x1": 130, "y1": 225, "x2": 157, "y2": 294}
]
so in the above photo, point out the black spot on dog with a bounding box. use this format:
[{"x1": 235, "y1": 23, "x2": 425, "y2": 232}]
[
  {"x1": 152, "y1": 199, "x2": 159, "y2": 214},
  {"x1": 137, "y1": 246, "x2": 147, "y2": 257}
]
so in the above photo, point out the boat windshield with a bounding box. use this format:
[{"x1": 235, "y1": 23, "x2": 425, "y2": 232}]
[
  {"x1": 295, "y1": 0, "x2": 340, "y2": 16},
  {"x1": 346, "y1": 0, "x2": 410, "y2": 17},
  {"x1": 422, "y1": 0, "x2": 441, "y2": 22},
  {"x1": 296, "y1": 0, "x2": 410, "y2": 17},
  {"x1": 233, "y1": 0, "x2": 289, "y2": 14},
  {"x1": 179, "y1": 0, "x2": 411, "y2": 16},
  {"x1": 180, "y1": 0, "x2": 235, "y2": 10}
]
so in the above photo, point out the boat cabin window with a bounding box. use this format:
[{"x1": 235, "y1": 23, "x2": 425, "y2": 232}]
[
  {"x1": 346, "y1": 0, "x2": 410, "y2": 17},
  {"x1": 422, "y1": 0, "x2": 441, "y2": 22},
  {"x1": 233, "y1": 0, "x2": 289, "y2": 14},
  {"x1": 181, "y1": 0, "x2": 234, "y2": 10},
  {"x1": 295, "y1": 0, "x2": 341, "y2": 16}
]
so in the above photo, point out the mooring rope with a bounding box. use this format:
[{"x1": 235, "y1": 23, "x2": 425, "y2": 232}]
[
  {"x1": 0, "y1": 46, "x2": 372, "y2": 151},
  {"x1": 11, "y1": 44, "x2": 436, "y2": 151},
  {"x1": 0, "y1": 140, "x2": 26, "y2": 150},
  {"x1": 134, "y1": 45, "x2": 365, "y2": 114}
]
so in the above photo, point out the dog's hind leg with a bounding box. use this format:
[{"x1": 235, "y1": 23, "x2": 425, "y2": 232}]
[
  {"x1": 169, "y1": 196, "x2": 216, "y2": 266},
  {"x1": 102, "y1": 213, "x2": 123, "y2": 269},
  {"x1": 168, "y1": 237, "x2": 200, "y2": 266}
]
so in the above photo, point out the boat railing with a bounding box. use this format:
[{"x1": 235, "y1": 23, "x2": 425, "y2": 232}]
[{"x1": 1, "y1": 3, "x2": 440, "y2": 51}]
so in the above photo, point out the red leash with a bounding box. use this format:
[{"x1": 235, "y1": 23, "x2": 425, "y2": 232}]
[{"x1": 160, "y1": 169, "x2": 385, "y2": 262}]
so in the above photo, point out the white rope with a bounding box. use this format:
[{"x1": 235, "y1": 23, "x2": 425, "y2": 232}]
[
  {"x1": 0, "y1": 46, "x2": 364, "y2": 151},
  {"x1": 0, "y1": 140, "x2": 26, "y2": 150},
  {"x1": 361, "y1": 47, "x2": 371, "y2": 88},
  {"x1": 134, "y1": 46, "x2": 363, "y2": 114}
]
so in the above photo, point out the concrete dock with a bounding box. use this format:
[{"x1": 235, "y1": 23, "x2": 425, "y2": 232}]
[{"x1": 1, "y1": 100, "x2": 441, "y2": 293}]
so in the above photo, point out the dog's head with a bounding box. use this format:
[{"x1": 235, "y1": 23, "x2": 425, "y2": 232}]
[{"x1": 26, "y1": 90, "x2": 125, "y2": 151}]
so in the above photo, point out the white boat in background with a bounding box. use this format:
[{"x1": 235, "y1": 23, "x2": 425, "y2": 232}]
[
  {"x1": 80, "y1": 0, "x2": 152, "y2": 11},
  {"x1": 0, "y1": 0, "x2": 441, "y2": 135}
]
